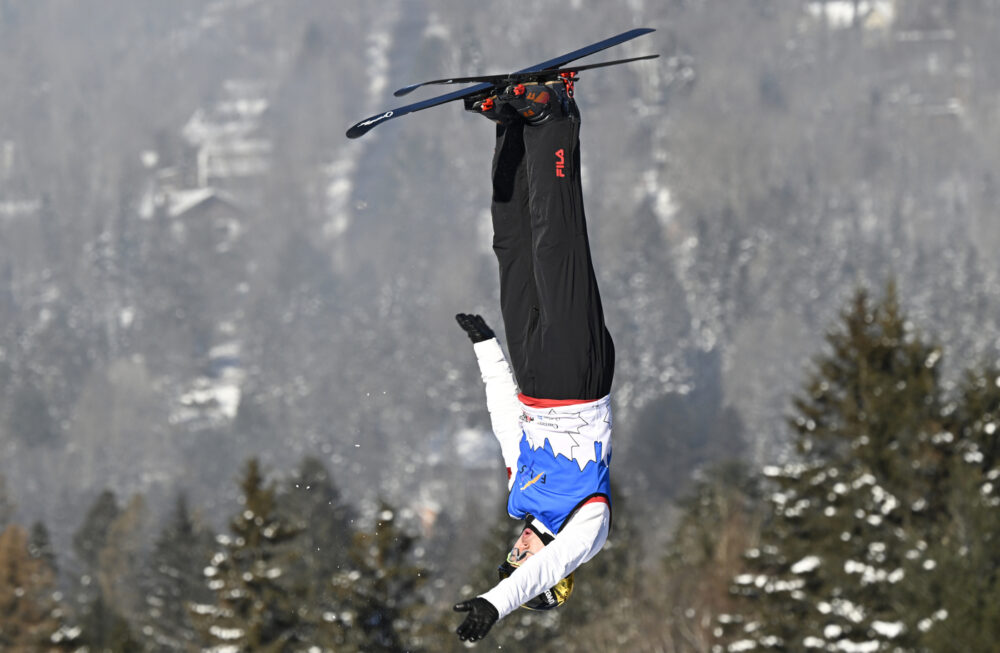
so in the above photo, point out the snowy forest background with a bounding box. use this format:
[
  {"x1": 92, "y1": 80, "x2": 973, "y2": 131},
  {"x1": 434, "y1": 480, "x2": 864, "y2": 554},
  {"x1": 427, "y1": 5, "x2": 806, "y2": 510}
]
[{"x1": 1, "y1": 0, "x2": 999, "y2": 651}]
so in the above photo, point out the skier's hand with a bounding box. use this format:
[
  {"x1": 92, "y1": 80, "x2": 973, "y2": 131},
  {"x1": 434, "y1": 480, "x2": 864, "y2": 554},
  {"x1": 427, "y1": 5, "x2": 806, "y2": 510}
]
[
  {"x1": 455, "y1": 313, "x2": 495, "y2": 344},
  {"x1": 454, "y1": 597, "x2": 499, "y2": 642}
]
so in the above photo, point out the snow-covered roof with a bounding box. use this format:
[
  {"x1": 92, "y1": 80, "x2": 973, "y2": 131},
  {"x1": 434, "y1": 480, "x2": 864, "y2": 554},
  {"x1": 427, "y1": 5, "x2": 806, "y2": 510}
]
[{"x1": 167, "y1": 187, "x2": 240, "y2": 218}]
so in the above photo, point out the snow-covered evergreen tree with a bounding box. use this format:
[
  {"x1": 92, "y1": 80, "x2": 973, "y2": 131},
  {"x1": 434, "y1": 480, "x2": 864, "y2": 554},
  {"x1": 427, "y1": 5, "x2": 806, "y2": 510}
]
[
  {"x1": 919, "y1": 365, "x2": 1000, "y2": 650},
  {"x1": 723, "y1": 285, "x2": 956, "y2": 651},
  {"x1": 327, "y1": 500, "x2": 426, "y2": 653},
  {"x1": 141, "y1": 494, "x2": 214, "y2": 651},
  {"x1": 192, "y1": 458, "x2": 307, "y2": 651}
]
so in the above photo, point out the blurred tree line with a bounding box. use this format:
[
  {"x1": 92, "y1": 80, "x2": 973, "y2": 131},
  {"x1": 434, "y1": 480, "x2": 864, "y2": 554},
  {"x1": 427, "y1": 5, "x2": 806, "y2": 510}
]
[{"x1": 1, "y1": 281, "x2": 998, "y2": 651}]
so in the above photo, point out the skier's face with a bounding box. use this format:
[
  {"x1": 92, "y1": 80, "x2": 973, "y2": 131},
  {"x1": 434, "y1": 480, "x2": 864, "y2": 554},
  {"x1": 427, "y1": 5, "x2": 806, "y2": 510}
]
[{"x1": 506, "y1": 525, "x2": 546, "y2": 565}]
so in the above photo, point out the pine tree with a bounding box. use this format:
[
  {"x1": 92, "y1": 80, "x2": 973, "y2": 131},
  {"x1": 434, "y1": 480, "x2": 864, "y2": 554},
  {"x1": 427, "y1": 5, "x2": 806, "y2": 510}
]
[
  {"x1": 328, "y1": 500, "x2": 426, "y2": 653},
  {"x1": 0, "y1": 523, "x2": 79, "y2": 651},
  {"x1": 142, "y1": 494, "x2": 214, "y2": 651},
  {"x1": 659, "y1": 463, "x2": 762, "y2": 652},
  {"x1": 917, "y1": 365, "x2": 1000, "y2": 650},
  {"x1": 97, "y1": 494, "x2": 146, "y2": 626},
  {"x1": 28, "y1": 522, "x2": 57, "y2": 573},
  {"x1": 275, "y1": 456, "x2": 356, "y2": 647},
  {"x1": 279, "y1": 456, "x2": 354, "y2": 576},
  {"x1": 71, "y1": 489, "x2": 142, "y2": 651},
  {"x1": 723, "y1": 284, "x2": 951, "y2": 651},
  {"x1": 192, "y1": 458, "x2": 308, "y2": 652},
  {"x1": 73, "y1": 489, "x2": 121, "y2": 570}
]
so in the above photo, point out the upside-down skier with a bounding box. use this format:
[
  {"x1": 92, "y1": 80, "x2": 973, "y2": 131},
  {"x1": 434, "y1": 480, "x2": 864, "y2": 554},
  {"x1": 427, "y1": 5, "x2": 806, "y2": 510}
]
[{"x1": 452, "y1": 75, "x2": 616, "y2": 642}]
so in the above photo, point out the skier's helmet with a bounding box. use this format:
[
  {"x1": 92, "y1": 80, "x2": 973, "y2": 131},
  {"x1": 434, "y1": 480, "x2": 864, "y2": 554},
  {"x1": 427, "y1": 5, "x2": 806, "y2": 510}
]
[{"x1": 496, "y1": 558, "x2": 574, "y2": 611}]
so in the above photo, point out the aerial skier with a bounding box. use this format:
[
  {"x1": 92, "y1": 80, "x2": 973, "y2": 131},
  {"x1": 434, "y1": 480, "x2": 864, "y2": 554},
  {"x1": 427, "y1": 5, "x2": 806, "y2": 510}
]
[{"x1": 452, "y1": 75, "x2": 616, "y2": 642}]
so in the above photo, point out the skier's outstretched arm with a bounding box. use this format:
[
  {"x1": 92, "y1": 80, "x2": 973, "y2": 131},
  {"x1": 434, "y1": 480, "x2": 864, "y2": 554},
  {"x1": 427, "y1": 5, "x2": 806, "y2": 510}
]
[
  {"x1": 479, "y1": 502, "x2": 610, "y2": 619},
  {"x1": 456, "y1": 313, "x2": 523, "y2": 481}
]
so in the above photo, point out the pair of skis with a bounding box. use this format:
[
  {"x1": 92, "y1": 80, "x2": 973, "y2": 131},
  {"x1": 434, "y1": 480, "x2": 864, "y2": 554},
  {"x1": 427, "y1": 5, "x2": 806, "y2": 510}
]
[{"x1": 346, "y1": 28, "x2": 657, "y2": 139}]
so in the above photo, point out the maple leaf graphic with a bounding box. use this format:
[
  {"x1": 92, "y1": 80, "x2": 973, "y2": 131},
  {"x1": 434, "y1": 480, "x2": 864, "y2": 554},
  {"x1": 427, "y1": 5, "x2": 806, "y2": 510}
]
[{"x1": 525, "y1": 408, "x2": 610, "y2": 471}]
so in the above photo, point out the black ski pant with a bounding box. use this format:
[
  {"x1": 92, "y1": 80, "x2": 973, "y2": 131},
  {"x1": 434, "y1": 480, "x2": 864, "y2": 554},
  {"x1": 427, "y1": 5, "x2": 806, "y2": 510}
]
[{"x1": 491, "y1": 115, "x2": 615, "y2": 400}]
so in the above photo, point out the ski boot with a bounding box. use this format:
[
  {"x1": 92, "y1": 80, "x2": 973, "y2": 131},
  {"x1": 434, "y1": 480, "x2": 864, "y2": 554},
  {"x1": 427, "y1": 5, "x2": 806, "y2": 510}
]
[
  {"x1": 506, "y1": 73, "x2": 577, "y2": 125},
  {"x1": 464, "y1": 92, "x2": 521, "y2": 125}
]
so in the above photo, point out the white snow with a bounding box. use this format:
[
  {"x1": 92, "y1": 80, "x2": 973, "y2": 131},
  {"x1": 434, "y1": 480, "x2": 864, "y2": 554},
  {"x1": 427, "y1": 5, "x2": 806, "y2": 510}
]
[
  {"x1": 830, "y1": 598, "x2": 866, "y2": 623},
  {"x1": 834, "y1": 640, "x2": 879, "y2": 653},
  {"x1": 871, "y1": 485, "x2": 899, "y2": 514},
  {"x1": 0, "y1": 198, "x2": 41, "y2": 219},
  {"x1": 803, "y1": 637, "x2": 825, "y2": 648},
  {"x1": 924, "y1": 349, "x2": 941, "y2": 368},
  {"x1": 851, "y1": 473, "x2": 876, "y2": 490},
  {"x1": 167, "y1": 188, "x2": 217, "y2": 217},
  {"x1": 784, "y1": 498, "x2": 812, "y2": 517},
  {"x1": 806, "y1": 1, "x2": 895, "y2": 30},
  {"x1": 209, "y1": 625, "x2": 244, "y2": 640},
  {"x1": 932, "y1": 431, "x2": 955, "y2": 444},
  {"x1": 791, "y1": 555, "x2": 821, "y2": 574},
  {"x1": 174, "y1": 376, "x2": 242, "y2": 423},
  {"x1": 871, "y1": 620, "x2": 905, "y2": 638},
  {"x1": 423, "y1": 12, "x2": 450, "y2": 41},
  {"x1": 768, "y1": 578, "x2": 806, "y2": 593},
  {"x1": 323, "y1": 158, "x2": 355, "y2": 238},
  {"x1": 366, "y1": 31, "x2": 393, "y2": 105},
  {"x1": 50, "y1": 625, "x2": 83, "y2": 643},
  {"x1": 964, "y1": 447, "x2": 985, "y2": 464}
]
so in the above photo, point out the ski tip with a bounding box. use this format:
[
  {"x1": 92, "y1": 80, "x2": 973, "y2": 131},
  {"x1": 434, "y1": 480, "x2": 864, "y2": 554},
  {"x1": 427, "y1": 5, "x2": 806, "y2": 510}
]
[{"x1": 345, "y1": 110, "x2": 396, "y2": 139}]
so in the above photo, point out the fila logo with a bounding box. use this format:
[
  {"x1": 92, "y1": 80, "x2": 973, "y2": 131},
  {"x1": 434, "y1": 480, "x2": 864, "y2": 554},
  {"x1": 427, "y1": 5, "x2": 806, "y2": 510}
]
[{"x1": 555, "y1": 149, "x2": 566, "y2": 177}]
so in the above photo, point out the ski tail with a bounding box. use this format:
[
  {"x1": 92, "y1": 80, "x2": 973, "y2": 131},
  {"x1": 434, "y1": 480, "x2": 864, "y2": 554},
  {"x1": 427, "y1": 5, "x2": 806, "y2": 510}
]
[{"x1": 346, "y1": 82, "x2": 494, "y2": 139}]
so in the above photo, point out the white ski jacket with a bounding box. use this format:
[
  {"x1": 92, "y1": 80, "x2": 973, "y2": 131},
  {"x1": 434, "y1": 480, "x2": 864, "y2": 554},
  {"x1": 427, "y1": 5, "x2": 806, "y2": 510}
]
[{"x1": 472, "y1": 338, "x2": 612, "y2": 619}]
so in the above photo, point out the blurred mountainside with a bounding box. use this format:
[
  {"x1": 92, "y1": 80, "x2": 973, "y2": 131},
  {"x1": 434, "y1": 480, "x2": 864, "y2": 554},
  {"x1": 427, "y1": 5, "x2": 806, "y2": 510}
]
[{"x1": 1, "y1": 0, "x2": 999, "y2": 547}]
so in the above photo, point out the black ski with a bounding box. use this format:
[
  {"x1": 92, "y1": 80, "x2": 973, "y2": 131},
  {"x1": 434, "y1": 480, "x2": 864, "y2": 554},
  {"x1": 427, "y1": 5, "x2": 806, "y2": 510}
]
[
  {"x1": 392, "y1": 54, "x2": 659, "y2": 97},
  {"x1": 345, "y1": 27, "x2": 655, "y2": 139}
]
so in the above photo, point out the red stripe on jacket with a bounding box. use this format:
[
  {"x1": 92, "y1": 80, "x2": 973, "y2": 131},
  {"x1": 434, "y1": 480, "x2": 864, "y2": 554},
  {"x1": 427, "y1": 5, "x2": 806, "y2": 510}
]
[{"x1": 518, "y1": 393, "x2": 594, "y2": 408}]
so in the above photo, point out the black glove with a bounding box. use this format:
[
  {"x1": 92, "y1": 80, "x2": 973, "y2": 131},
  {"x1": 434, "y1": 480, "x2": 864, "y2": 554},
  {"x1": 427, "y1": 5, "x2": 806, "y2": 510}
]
[
  {"x1": 454, "y1": 597, "x2": 499, "y2": 642},
  {"x1": 455, "y1": 313, "x2": 495, "y2": 344}
]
